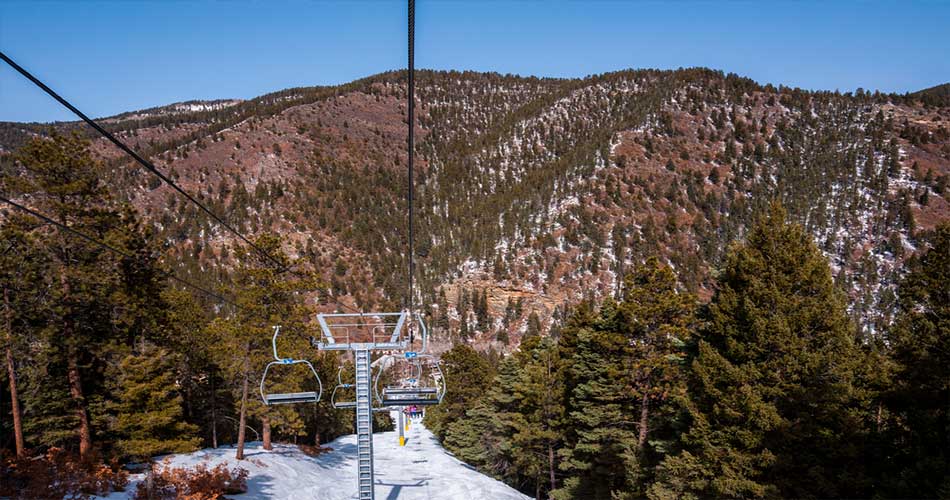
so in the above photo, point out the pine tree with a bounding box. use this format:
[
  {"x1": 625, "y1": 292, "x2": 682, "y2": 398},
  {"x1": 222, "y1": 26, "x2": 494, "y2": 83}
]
[
  {"x1": 526, "y1": 311, "x2": 542, "y2": 339},
  {"x1": 503, "y1": 297, "x2": 515, "y2": 329},
  {"x1": 552, "y1": 300, "x2": 596, "y2": 456},
  {"x1": 8, "y1": 132, "x2": 128, "y2": 459},
  {"x1": 423, "y1": 344, "x2": 493, "y2": 439},
  {"x1": 554, "y1": 301, "x2": 638, "y2": 500},
  {"x1": 884, "y1": 222, "x2": 950, "y2": 497},
  {"x1": 495, "y1": 328, "x2": 510, "y2": 345},
  {"x1": 443, "y1": 399, "x2": 507, "y2": 472},
  {"x1": 459, "y1": 313, "x2": 470, "y2": 340},
  {"x1": 436, "y1": 288, "x2": 449, "y2": 331},
  {"x1": 443, "y1": 357, "x2": 521, "y2": 482},
  {"x1": 111, "y1": 346, "x2": 201, "y2": 461},
  {"x1": 618, "y1": 258, "x2": 695, "y2": 441},
  {"x1": 476, "y1": 289, "x2": 491, "y2": 332},
  {"x1": 511, "y1": 337, "x2": 564, "y2": 498},
  {"x1": 651, "y1": 203, "x2": 869, "y2": 499},
  {"x1": 0, "y1": 214, "x2": 46, "y2": 458},
  {"x1": 160, "y1": 289, "x2": 221, "y2": 448}
]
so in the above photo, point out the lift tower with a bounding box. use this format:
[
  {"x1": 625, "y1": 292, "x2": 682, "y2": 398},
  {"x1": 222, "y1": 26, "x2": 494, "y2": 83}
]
[{"x1": 312, "y1": 312, "x2": 419, "y2": 500}]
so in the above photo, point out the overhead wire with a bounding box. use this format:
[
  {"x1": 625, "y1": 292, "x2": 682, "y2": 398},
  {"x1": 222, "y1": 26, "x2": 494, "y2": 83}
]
[
  {"x1": 1, "y1": 44, "x2": 388, "y2": 319},
  {"x1": 407, "y1": 0, "x2": 416, "y2": 346},
  {"x1": 408, "y1": 0, "x2": 416, "y2": 316},
  {"x1": 0, "y1": 50, "x2": 289, "y2": 272},
  {"x1": 0, "y1": 194, "x2": 365, "y2": 321},
  {"x1": 0, "y1": 194, "x2": 242, "y2": 308}
]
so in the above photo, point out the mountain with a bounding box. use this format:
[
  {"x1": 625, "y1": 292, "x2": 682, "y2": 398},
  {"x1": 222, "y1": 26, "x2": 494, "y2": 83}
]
[
  {"x1": 2, "y1": 68, "x2": 948, "y2": 350},
  {"x1": 910, "y1": 82, "x2": 950, "y2": 107}
]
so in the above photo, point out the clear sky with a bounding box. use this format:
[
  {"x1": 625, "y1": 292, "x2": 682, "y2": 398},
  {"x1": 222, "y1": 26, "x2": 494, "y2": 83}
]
[{"x1": 1, "y1": 0, "x2": 948, "y2": 123}]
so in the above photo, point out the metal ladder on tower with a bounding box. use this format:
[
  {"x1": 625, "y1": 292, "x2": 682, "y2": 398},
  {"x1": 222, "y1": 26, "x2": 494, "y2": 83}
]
[{"x1": 354, "y1": 349, "x2": 375, "y2": 499}]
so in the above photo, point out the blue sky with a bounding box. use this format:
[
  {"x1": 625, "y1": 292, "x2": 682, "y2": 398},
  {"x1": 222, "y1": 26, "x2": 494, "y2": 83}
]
[{"x1": 1, "y1": 0, "x2": 948, "y2": 123}]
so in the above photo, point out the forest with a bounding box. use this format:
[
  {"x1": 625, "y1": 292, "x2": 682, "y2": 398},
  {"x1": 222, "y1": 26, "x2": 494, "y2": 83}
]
[{"x1": 426, "y1": 206, "x2": 949, "y2": 499}]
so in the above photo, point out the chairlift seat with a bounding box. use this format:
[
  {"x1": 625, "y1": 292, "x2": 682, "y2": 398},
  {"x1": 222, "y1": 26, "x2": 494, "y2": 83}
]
[
  {"x1": 380, "y1": 385, "x2": 439, "y2": 406},
  {"x1": 380, "y1": 397, "x2": 440, "y2": 407},
  {"x1": 383, "y1": 387, "x2": 438, "y2": 395},
  {"x1": 264, "y1": 391, "x2": 320, "y2": 405}
]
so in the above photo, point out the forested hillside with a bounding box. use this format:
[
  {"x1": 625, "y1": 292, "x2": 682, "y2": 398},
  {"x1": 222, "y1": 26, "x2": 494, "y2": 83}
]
[
  {"x1": 0, "y1": 68, "x2": 948, "y2": 498},
  {"x1": 3, "y1": 68, "x2": 946, "y2": 348}
]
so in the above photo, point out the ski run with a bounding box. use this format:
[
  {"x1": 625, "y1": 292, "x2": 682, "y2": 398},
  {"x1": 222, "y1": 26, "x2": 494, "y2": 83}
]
[{"x1": 102, "y1": 412, "x2": 529, "y2": 500}]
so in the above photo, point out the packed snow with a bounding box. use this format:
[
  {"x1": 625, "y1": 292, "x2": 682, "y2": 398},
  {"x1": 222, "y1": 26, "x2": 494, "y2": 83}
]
[{"x1": 104, "y1": 412, "x2": 529, "y2": 500}]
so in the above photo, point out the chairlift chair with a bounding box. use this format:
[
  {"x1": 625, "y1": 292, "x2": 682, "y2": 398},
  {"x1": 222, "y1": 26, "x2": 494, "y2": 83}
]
[
  {"x1": 260, "y1": 326, "x2": 324, "y2": 405},
  {"x1": 374, "y1": 351, "x2": 445, "y2": 407},
  {"x1": 331, "y1": 366, "x2": 357, "y2": 409}
]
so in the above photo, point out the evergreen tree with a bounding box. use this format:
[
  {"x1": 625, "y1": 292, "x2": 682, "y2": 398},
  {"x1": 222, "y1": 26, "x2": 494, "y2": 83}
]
[
  {"x1": 160, "y1": 289, "x2": 223, "y2": 448},
  {"x1": 525, "y1": 311, "x2": 542, "y2": 339},
  {"x1": 511, "y1": 337, "x2": 564, "y2": 498},
  {"x1": 618, "y1": 258, "x2": 695, "y2": 451},
  {"x1": 443, "y1": 399, "x2": 507, "y2": 472},
  {"x1": 424, "y1": 344, "x2": 493, "y2": 439},
  {"x1": 436, "y1": 288, "x2": 449, "y2": 331},
  {"x1": 652, "y1": 203, "x2": 869, "y2": 499},
  {"x1": 554, "y1": 301, "x2": 638, "y2": 500},
  {"x1": 443, "y1": 357, "x2": 521, "y2": 482},
  {"x1": 612, "y1": 257, "x2": 697, "y2": 496},
  {"x1": 503, "y1": 297, "x2": 516, "y2": 329},
  {"x1": 884, "y1": 223, "x2": 950, "y2": 497},
  {"x1": 209, "y1": 234, "x2": 319, "y2": 459},
  {"x1": 8, "y1": 132, "x2": 129, "y2": 459},
  {"x1": 111, "y1": 346, "x2": 201, "y2": 461},
  {"x1": 0, "y1": 214, "x2": 46, "y2": 458},
  {"x1": 476, "y1": 289, "x2": 491, "y2": 332},
  {"x1": 459, "y1": 313, "x2": 470, "y2": 340}
]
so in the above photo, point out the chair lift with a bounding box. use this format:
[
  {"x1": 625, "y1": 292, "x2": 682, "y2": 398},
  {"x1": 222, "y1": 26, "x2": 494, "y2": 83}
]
[
  {"x1": 331, "y1": 366, "x2": 357, "y2": 409},
  {"x1": 373, "y1": 318, "x2": 446, "y2": 407},
  {"x1": 260, "y1": 326, "x2": 324, "y2": 405},
  {"x1": 373, "y1": 356, "x2": 444, "y2": 407}
]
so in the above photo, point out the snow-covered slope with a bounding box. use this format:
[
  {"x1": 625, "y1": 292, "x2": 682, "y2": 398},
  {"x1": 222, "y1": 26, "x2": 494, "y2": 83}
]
[{"x1": 105, "y1": 413, "x2": 528, "y2": 500}]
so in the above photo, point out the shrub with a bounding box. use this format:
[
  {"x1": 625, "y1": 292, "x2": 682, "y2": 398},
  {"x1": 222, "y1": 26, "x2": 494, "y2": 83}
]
[
  {"x1": 0, "y1": 447, "x2": 128, "y2": 499},
  {"x1": 299, "y1": 444, "x2": 334, "y2": 457},
  {"x1": 135, "y1": 461, "x2": 248, "y2": 500}
]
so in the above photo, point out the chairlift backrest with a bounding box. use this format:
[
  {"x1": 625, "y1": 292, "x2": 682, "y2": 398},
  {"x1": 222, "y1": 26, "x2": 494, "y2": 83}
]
[
  {"x1": 331, "y1": 366, "x2": 358, "y2": 409},
  {"x1": 260, "y1": 326, "x2": 323, "y2": 405}
]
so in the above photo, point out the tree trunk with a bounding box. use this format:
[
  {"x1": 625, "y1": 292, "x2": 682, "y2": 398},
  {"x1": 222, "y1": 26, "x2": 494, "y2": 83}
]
[
  {"x1": 67, "y1": 349, "x2": 92, "y2": 459},
  {"x1": 61, "y1": 271, "x2": 92, "y2": 459},
  {"x1": 262, "y1": 415, "x2": 272, "y2": 450},
  {"x1": 211, "y1": 375, "x2": 218, "y2": 449},
  {"x1": 235, "y1": 345, "x2": 250, "y2": 460},
  {"x1": 548, "y1": 441, "x2": 556, "y2": 494},
  {"x1": 4, "y1": 287, "x2": 25, "y2": 458},
  {"x1": 638, "y1": 393, "x2": 650, "y2": 450},
  {"x1": 875, "y1": 403, "x2": 883, "y2": 432}
]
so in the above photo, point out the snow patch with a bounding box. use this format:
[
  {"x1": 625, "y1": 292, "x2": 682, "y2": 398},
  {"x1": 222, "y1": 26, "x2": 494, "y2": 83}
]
[{"x1": 102, "y1": 415, "x2": 528, "y2": 500}]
